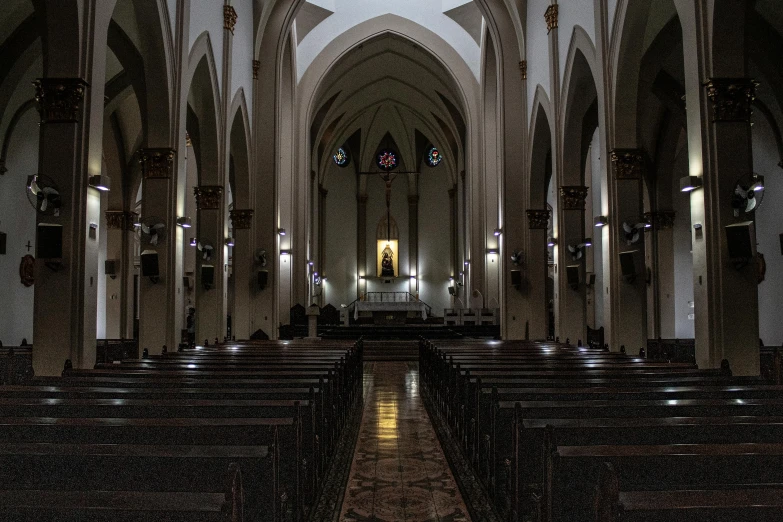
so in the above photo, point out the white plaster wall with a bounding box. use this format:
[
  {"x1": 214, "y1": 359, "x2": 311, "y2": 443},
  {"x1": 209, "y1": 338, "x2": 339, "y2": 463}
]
[
  {"x1": 753, "y1": 115, "x2": 783, "y2": 347},
  {"x1": 558, "y1": 1, "x2": 596, "y2": 87},
  {"x1": 189, "y1": 0, "x2": 224, "y2": 91},
  {"x1": 323, "y1": 166, "x2": 357, "y2": 307},
  {"x1": 231, "y1": 0, "x2": 254, "y2": 121},
  {"x1": 167, "y1": 0, "x2": 177, "y2": 35},
  {"x1": 419, "y1": 167, "x2": 452, "y2": 316},
  {"x1": 607, "y1": 0, "x2": 619, "y2": 37},
  {"x1": 526, "y1": 0, "x2": 551, "y2": 118},
  {"x1": 0, "y1": 109, "x2": 38, "y2": 345}
]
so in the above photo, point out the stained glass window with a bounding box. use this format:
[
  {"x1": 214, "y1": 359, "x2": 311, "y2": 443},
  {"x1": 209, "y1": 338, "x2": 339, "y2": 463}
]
[
  {"x1": 427, "y1": 147, "x2": 442, "y2": 167},
  {"x1": 333, "y1": 147, "x2": 349, "y2": 167},
  {"x1": 377, "y1": 149, "x2": 398, "y2": 171}
]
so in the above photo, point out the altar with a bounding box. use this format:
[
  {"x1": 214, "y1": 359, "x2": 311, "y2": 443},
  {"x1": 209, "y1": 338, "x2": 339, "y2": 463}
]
[{"x1": 354, "y1": 292, "x2": 429, "y2": 325}]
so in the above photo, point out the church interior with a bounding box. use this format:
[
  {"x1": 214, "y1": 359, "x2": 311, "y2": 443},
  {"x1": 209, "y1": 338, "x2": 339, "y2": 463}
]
[{"x1": 1, "y1": 0, "x2": 783, "y2": 520}]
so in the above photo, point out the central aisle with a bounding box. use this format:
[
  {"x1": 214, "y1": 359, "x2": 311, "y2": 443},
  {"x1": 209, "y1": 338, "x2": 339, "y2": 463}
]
[{"x1": 339, "y1": 362, "x2": 471, "y2": 521}]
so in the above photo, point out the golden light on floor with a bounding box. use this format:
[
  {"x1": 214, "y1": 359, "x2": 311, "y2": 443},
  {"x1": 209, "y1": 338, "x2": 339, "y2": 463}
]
[{"x1": 376, "y1": 391, "x2": 398, "y2": 440}]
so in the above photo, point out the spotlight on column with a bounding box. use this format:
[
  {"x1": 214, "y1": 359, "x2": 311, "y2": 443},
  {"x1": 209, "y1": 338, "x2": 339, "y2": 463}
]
[
  {"x1": 594, "y1": 215, "x2": 608, "y2": 227},
  {"x1": 225, "y1": 237, "x2": 235, "y2": 247},
  {"x1": 584, "y1": 238, "x2": 593, "y2": 247},
  {"x1": 278, "y1": 228, "x2": 286, "y2": 236},
  {"x1": 486, "y1": 248, "x2": 499, "y2": 255},
  {"x1": 189, "y1": 237, "x2": 197, "y2": 247},
  {"x1": 547, "y1": 237, "x2": 557, "y2": 247},
  {"x1": 493, "y1": 228, "x2": 502, "y2": 236},
  {"x1": 280, "y1": 249, "x2": 291, "y2": 256},
  {"x1": 680, "y1": 175, "x2": 703, "y2": 192},
  {"x1": 176, "y1": 216, "x2": 192, "y2": 228},
  {"x1": 750, "y1": 174, "x2": 765, "y2": 193},
  {"x1": 88, "y1": 174, "x2": 111, "y2": 192}
]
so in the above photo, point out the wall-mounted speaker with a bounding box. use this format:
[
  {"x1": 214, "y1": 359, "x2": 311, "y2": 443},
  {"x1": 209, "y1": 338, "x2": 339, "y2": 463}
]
[
  {"x1": 779, "y1": 233, "x2": 783, "y2": 256},
  {"x1": 619, "y1": 251, "x2": 637, "y2": 282},
  {"x1": 140, "y1": 250, "x2": 159, "y2": 279},
  {"x1": 566, "y1": 265, "x2": 580, "y2": 290},
  {"x1": 448, "y1": 286, "x2": 455, "y2": 296},
  {"x1": 202, "y1": 264, "x2": 215, "y2": 289},
  {"x1": 586, "y1": 273, "x2": 596, "y2": 286},
  {"x1": 37, "y1": 223, "x2": 63, "y2": 260},
  {"x1": 725, "y1": 221, "x2": 755, "y2": 262},
  {"x1": 105, "y1": 259, "x2": 118, "y2": 279},
  {"x1": 0, "y1": 232, "x2": 6, "y2": 255},
  {"x1": 183, "y1": 276, "x2": 191, "y2": 289},
  {"x1": 510, "y1": 270, "x2": 522, "y2": 288},
  {"x1": 258, "y1": 270, "x2": 268, "y2": 290}
]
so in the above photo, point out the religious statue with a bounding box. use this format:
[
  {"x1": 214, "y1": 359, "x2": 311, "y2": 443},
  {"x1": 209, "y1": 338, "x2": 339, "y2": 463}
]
[{"x1": 381, "y1": 243, "x2": 395, "y2": 277}]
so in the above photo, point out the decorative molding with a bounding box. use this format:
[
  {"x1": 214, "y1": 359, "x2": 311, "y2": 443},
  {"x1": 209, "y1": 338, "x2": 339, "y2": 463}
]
[
  {"x1": 105, "y1": 210, "x2": 137, "y2": 231},
  {"x1": 559, "y1": 186, "x2": 589, "y2": 210},
  {"x1": 139, "y1": 148, "x2": 176, "y2": 179},
  {"x1": 544, "y1": 4, "x2": 558, "y2": 33},
  {"x1": 223, "y1": 5, "x2": 238, "y2": 34},
  {"x1": 526, "y1": 209, "x2": 550, "y2": 229},
  {"x1": 229, "y1": 209, "x2": 254, "y2": 230},
  {"x1": 519, "y1": 61, "x2": 527, "y2": 81},
  {"x1": 609, "y1": 149, "x2": 645, "y2": 180},
  {"x1": 643, "y1": 211, "x2": 676, "y2": 230},
  {"x1": 33, "y1": 78, "x2": 88, "y2": 123},
  {"x1": 252, "y1": 60, "x2": 260, "y2": 80},
  {"x1": 704, "y1": 78, "x2": 758, "y2": 122},
  {"x1": 194, "y1": 186, "x2": 223, "y2": 210}
]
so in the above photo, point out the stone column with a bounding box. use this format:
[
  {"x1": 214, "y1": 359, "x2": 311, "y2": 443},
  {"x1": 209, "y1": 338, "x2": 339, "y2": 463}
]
[
  {"x1": 194, "y1": 185, "x2": 226, "y2": 343},
  {"x1": 357, "y1": 194, "x2": 368, "y2": 299},
  {"x1": 526, "y1": 209, "x2": 550, "y2": 340},
  {"x1": 645, "y1": 211, "x2": 676, "y2": 338},
  {"x1": 556, "y1": 186, "x2": 588, "y2": 344},
  {"x1": 137, "y1": 149, "x2": 177, "y2": 354},
  {"x1": 104, "y1": 211, "x2": 137, "y2": 339},
  {"x1": 31, "y1": 78, "x2": 94, "y2": 375},
  {"x1": 318, "y1": 185, "x2": 327, "y2": 278},
  {"x1": 408, "y1": 194, "x2": 419, "y2": 295},
  {"x1": 230, "y1": 208, "x2": 253, "y2": 339}
]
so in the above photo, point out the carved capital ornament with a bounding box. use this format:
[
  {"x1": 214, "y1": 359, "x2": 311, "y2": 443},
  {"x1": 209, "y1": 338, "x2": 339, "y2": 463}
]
[
  {"x1": 252, "y1": 60, "x2": 260, "y2": 80},
  {"x1": 194, "y1": 186, "x2": 223, "y2": 210},
  {"x1": 33, "y1": 78, "x2": 89, "y2": 123},
  {"x1": 704, "y1": 78, "x2": 758, "y2": 122},
  {"x1": 610, "y1": 149, "x2": 645, "y2": 180},
  {"x1": 223, "y1": 5, "x2": 238, "y2": 34},
  {"x1": 544, "y1": 4, "x2": 558, "y2": 33},
  {"x1": 105, "y1": 211, "x2": 138, "y2": 231},
  {"x1": 643, "y1": 211, "x2": 676, "y2": 230},
  {"x1": 519, "y1": 61, "x2": 527, "y2": 81},
  {"x1": 139, "y1": 148, "x2": 176, "y2": 179},
  {"x1": 526, "y1": 209, "x2": 550, "y2": 229},
  {"x1": 559, "y1": 186, "x2": 589, "y2": 210},
  {"x1": 230, "y1": 209, "x2": 254, "y2": 230}
]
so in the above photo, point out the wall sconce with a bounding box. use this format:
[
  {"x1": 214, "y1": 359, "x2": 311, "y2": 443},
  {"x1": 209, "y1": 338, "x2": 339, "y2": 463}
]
[
  {"x1": 321, "y1": 276, "x2": 327, "y2": 282},
  {"x1": 88, "y1": 174, "x2": 111, "y2": 192},
  {"x1": 308, "y1": 260, "x2": 314, "y2": 266},
  {"x1": 547, "y1": 237, "x2": 557, "y2": 247},
  {"x1": 486, "y1": 248, "x2": 499, "y2": 255},
  {"x1": 410, "y1": 275, "x2": 417, "y2": 281},
  {"x1": 225, "y1": 237, "x2": 235, "y2": 247},
  {"x1": 278, "y1": 228, "x2": 287, "y2": 236},
  {"x1": 680, "y1": 175, "x2": 703, "y2": 192},
  {"x1": 464, "y1": 260, "x2": 470, "y2": 266},
  {"x1": 189, "y1": 237, "x2": 197, "y2": 246},
  {"x1": 584, "y1": 237, "x2": 593, "y2": 247},
  {"x1": 594, "y1": 215, "x2": 608, "y2": 227},
  {"x1": 176, "y1": 216, "x2": 192, "y2": 228},
  {"x1": 358, "y1": 275, "x2": 366, "y2": 280},
  {"x1": 493, "y1": 228, "x2": 502, "y2": 237},
  {"x1": 280, "y1": 249, "x2": 291, "y2": 256}
]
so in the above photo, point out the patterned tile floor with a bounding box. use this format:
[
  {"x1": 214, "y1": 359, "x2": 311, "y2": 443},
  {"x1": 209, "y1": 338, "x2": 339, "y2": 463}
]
[{"x1": 339, "y1": 362, "x2": 471, "y2": 522}]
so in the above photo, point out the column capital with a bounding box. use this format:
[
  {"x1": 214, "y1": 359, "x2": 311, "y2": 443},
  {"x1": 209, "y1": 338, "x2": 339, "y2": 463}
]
[
  {"x1": 519, "y1": 60, "x2": 527, "y2": 81},
  {"x1": 194, "y1": 186, "x2": 224, "y2": 210},
  {"x1": 559, "y1": 186, "x2": 589, "y2": 210},
  {"x1": 230, "y1": 209, "x2": 254, "y2": 230},
  {"x1": 33, "y1": 78, "x2": 89, "y2": 123},
  {"x1": 526, "y1": 209, "x2": 550, "y2": 229},
  {"x1": 643, "y1": 210, "x2": 676, "y2": 230},
  {"x1": 105, "y1": 210, "x2": 138, "y2": 231},
  {"x1": 545, "y1": 4, "x2": 558, "y2": 33},
  {"x1": 139, "y1": 148, "x2": 176, "y2": 179},
  {"x1": 252, "y1": 60, "x2": 260, "y2": 80},
  {"x1": 704, "y1": 78, "x2": 758, "y2": 122},
  {"x1": 223, "y1": 5, "x2": 238, "y2": 34},
  {"x1": 610, "y1": 148, "x2": 645, "y2": 180}
]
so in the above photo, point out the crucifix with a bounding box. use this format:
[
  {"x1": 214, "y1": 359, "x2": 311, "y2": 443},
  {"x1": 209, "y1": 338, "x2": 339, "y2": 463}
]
[
  {"x1": 359, "y1": 169, "x2": 417, "y2": 241},
  {"x1": 25, "y1": 240, "x2": 32, "y2": 252}
]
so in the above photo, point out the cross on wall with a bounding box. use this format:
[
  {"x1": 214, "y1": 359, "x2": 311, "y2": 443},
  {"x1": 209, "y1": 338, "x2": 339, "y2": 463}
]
[{"x1": 25, "y1": 241, "x2": 32, "y2": 252}]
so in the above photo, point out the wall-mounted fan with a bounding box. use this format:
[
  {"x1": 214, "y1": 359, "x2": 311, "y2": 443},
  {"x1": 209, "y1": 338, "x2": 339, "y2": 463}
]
[
  {"x1": 254, "y1": 248, "x2": 267, "y2": 267},
  {"x1": 510, "y1": 250, "x2": 523, "y2": 266},
  {"x1": 622, "y1": 221, "x2": 646, "y2": 245},
  {"x1": 198, "y1": 241, "x2": 215, "y2": 261},
  {"x1": 138, "y1": 217, "x2": 166, "y2": 246},
  {"x1": 26, "y1": 174, "x2": 61, "y2": 215},
  {"x1": 732, "y1": 173, "x2": 765, "y2": 217}
]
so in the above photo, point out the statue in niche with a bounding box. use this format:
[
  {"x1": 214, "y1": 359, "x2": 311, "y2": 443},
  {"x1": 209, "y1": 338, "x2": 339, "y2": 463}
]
[{"x1": 381, "y1": 243, "x2": 395, "y2": 277}]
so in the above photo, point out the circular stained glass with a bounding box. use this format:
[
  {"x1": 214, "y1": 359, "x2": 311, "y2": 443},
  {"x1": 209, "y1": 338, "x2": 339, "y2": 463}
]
[
  {"x1": 427, "y1": 147, "x2": 443, "y2": 167},
  {"x1": 333, "y1": 147, "x2": 349, "y2": 167},
  {"x1": 377, "y1": 149, "x2": 398, "y2": 171}
]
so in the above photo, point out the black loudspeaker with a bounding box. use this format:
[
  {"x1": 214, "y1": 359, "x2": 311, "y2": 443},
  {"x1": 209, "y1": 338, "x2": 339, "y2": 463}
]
[
  {"x1": 566, "y1": 265, "x2": 580, "y2": 289},
  {"x1": 140, "y1": 250, "x2": 159, "y2": 278},
  {"x1": 586, "y1": 273, "x2": 596, "y2": 286},
  {"x1": 258, "y1": 270, "x2": 268, "y2": 290},
  {"x1": 0, "y1": 232, "x2": 6, "y2": 255},
  {"x1": 37, "y1": 223, "x2": 63, "y2": 259},
  {"x1": 620, "y1": 251, "x2": 636, "y2": 276},
  {"x1": 510, "y1": 270, "x2": 522, "y2": 288},
  {"x1": 448, "y1": 286, "x2": 455, "y2": 295},
  {"x1": 725, "y1": 221, "x2": 755, "y2": 261},
  {"x1": 202, "y1": 264, "x2": 215, "y2": 289},
  {"x1": 105, "y1": 259, "x2": 118, "y2": 279},
  {"x1": 183, "y1": 276, "x2": 191, "y2": 289},
  {"x1": 779, "y1": 233, "x2": 783, "y2": 255}
]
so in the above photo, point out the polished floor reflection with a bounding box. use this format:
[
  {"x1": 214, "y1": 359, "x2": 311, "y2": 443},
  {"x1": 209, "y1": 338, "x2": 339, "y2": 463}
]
[{"x1": 339, "y1": 362, "x2": 471, "y2": 522}]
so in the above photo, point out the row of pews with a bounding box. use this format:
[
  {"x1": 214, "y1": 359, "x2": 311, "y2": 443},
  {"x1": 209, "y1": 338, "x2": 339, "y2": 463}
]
[
  {"x1": 420, "y1": 339, "x2": 783, "y2": 522},
  {"x1": 0, "y1": 340, "x2": 363, "y2": 522}
]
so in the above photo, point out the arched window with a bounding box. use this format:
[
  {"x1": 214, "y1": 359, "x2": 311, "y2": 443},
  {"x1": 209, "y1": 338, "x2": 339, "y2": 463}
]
[
  {"x1": 377, "y1": 149, "x2": 398, "y2": 170},
  {"x1": 333, "y1": 147, "x2": 349, "y2": 167},
  {"x1": 426, "y1": 147, "x2": 442, "y2": 167}
]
